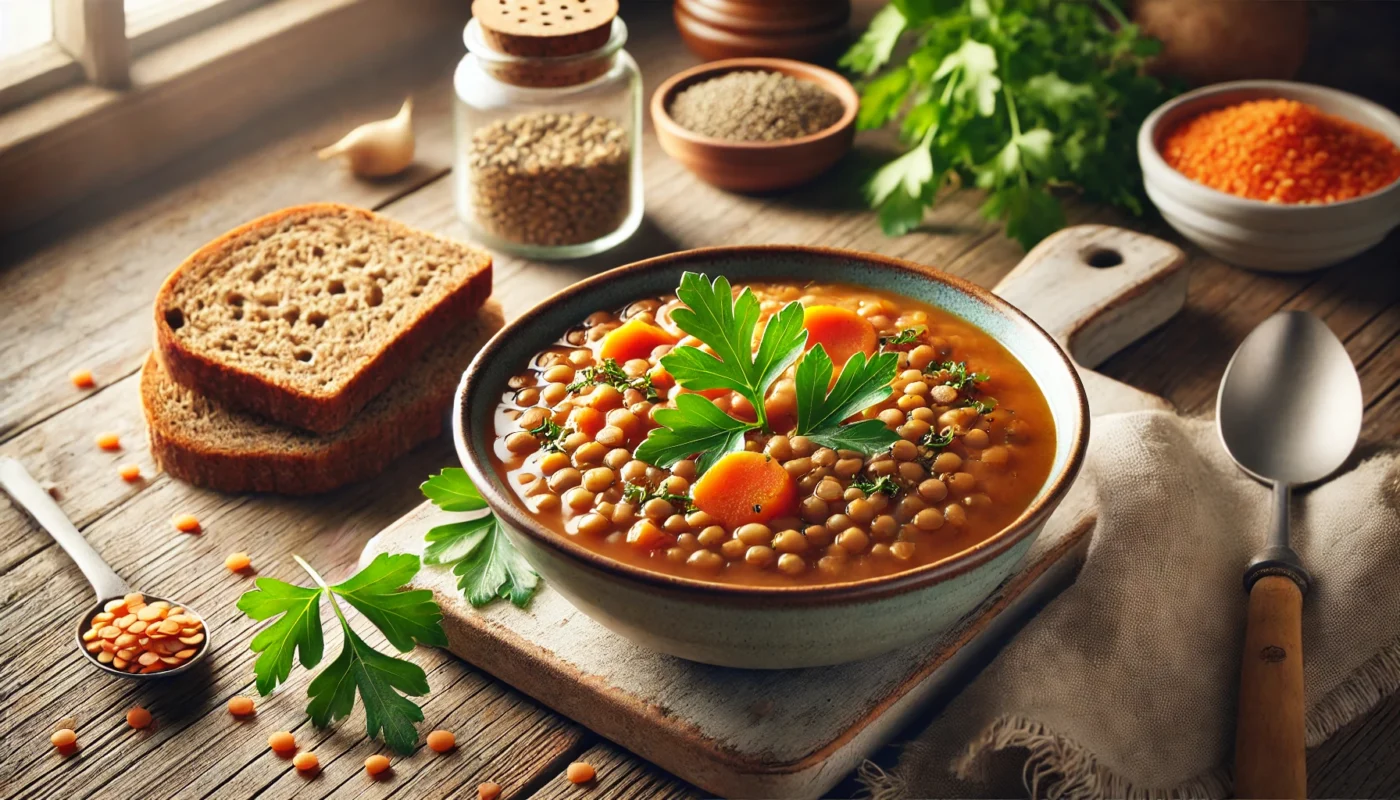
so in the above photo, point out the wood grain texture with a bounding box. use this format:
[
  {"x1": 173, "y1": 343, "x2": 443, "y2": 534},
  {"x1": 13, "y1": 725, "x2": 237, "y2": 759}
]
[
  {"x1": 1235, "y1": 575, "x2": 1308, "y2": 799},
  {"x1": 1, "y1": 1, "x2": 1399, "y2": 797}
]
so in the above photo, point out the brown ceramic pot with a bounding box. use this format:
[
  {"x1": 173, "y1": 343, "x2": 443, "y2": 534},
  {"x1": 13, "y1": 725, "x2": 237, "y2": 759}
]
[
  {"x1": 650, "y1": 57, "x2": 858, "y2": 193},
  {"x1": 673, "y1": 0, "x2": 851, "y2": 62}
]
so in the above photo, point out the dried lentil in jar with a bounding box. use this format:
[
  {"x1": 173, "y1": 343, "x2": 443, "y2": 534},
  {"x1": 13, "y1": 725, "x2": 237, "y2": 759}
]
[{"x1": 453, "y1": 0, "x2": 641, "y2": 257}]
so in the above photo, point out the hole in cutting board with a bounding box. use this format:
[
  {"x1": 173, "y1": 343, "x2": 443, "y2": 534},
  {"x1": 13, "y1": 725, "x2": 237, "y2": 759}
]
[{"x1": 1082, "y1": 248, "x2": 1123, "y2": 268}]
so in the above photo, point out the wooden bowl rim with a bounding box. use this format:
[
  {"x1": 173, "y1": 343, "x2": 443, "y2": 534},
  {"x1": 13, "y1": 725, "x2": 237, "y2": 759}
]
[{"x1": 650, "y1": 56, "x2": 859, "y2": 151}]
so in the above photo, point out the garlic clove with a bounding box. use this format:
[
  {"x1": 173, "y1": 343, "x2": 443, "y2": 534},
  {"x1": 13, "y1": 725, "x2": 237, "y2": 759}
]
[{"x1": 318, "y1": 98, "x2": 415, "y2": 178}]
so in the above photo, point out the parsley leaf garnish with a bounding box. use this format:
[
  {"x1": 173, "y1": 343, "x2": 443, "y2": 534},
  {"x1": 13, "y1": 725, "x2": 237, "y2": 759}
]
[
  {"x1": 793, "y1": 345, "x2": 902, "y2": 455},
  {"x1": 236, "y1": 552, "x2": 446, "y2": 754},
  {"x1": 925, "y1": 360, "x2": 988, "y2": 390},
  {"x1": 660, "y1": 272, "x2": 808, "y2": 433},
  {"x1": 853, "y1": 474, "x2": 901, "y2": 496},
  {"x1": 420, "y1": 469, "x2": 539, "y2": 608},
  {"x1": 567, "y1": 357, "x2": 660, "y2": 402},
  {"x1": 528, "y1": 419, "x2": 569, "y2": 453},
  {"x1": 634, "y1": 393, "x2": 752, "y2": 475}
]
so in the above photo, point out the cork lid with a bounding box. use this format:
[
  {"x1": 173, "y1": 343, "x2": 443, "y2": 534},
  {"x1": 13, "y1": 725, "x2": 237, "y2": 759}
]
[{"x1": 471, "y1": 0, "x2": 618, "y2": 58}]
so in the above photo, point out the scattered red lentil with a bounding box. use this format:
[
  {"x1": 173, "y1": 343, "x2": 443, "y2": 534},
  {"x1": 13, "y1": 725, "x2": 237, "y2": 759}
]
[
  {"x1": 365, "y1": 754, "x2": 391, "y2": 777},
  {"x1": 70, "y1": 370, "x2": 95, "y2": 389},
  {"x1": 1162, "y1": 98, "x2": 1400, "y2": 204},
  {"x1": 293, "y1": 751, "x2": 319, "y2": 773},
  {"x1": 225, "y1": 552, "x2": 252, "y2": 572},
  {"x1": 172, "y1": 514, "x2": 201, "y2": 533},
  {"x1": 125, "y1": 707, "x2": 152, "y2": 729},
  {"x1": 478, "y1": 781, "x2": 502, "y2": 800},
  {"x1": 118, "y1": 464, "x2": 142, "y2": 482},
  {"x1": 227, "y1": 696, "x2": 255, "y2": 717},
  {"x1": 426, "y1": 729, "x2": 456, "y2": 753},
  {"x1": 51, "y1": 728, "x2": 77, "y2": 750},
  {"x1": 268, "y1": 730, "x2": 296, "y2": 754},
  {"x1": 565, "y1": 761, "x2": 595, "y2": 784},
  {"x1": 96, "y1": 432, "x2": 121, "y2": 451}
]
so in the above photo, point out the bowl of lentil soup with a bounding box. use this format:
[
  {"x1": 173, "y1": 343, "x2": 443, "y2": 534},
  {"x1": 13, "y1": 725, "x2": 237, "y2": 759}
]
[
  {"x1": 1139, "y1": 80, "x2": 1400, "y2": 272},
  {"x1": 454, "y1": 246, "x2": 1088, "y2": 668}
]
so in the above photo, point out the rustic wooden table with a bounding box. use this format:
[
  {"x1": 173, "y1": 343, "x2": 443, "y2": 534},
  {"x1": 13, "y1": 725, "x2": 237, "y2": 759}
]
[{"x1": 2, "y1": 3, "x2": 1398, "y2": 798}]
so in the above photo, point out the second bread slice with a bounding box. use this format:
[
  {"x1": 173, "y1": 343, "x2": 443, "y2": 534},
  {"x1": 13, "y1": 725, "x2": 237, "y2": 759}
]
[
  {"x1": 154, "y1": 203, "x2": 492, "y2": 433},
  {"x1": 144, "y1": 301, "x2": 504, "y2": 495}
]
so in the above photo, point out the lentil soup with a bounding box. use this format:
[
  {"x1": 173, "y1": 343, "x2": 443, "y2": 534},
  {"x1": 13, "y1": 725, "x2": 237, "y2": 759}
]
[{"x1": 490, "y1": 276, "x2": 1055, "y2": 587}]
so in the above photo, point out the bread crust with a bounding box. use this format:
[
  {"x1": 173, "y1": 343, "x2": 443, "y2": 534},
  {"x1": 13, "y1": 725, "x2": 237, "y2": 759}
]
[
  {"x1": 153, "y1": 203, "x2": 492, "y2": 434},
  {"x1": 144, "y1": 301, "x2": 504, "y2": 495}
]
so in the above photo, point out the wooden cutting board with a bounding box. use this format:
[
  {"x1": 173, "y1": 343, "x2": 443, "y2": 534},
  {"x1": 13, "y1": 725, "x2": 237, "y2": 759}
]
[{"x1": 362, "y1": 225, "x2": 1187, "y2": 798}]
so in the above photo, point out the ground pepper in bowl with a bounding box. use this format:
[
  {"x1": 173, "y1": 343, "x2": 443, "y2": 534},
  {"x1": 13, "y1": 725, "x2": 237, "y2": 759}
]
[
  {"x1": 667, "y1": 70, "x2": 845, "y2": 142},
  {"x1": 1161, "y1": 98, "x2": 1400, "y2": 204}
]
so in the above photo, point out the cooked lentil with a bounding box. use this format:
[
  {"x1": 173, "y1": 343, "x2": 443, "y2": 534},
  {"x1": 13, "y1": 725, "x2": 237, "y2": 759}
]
[
  {"x1": 467, "y1": 111, "x2": 632, "y2": 247},
  {"x1": 492, "y1": 281, "x2": 1055, "y2": 586},
  {"x1": 668, "y1": 70, "x2": 844, "y2": 142},
  {"x1": 1162, "y1": 98, "x2": 1400, "y2": 204}
]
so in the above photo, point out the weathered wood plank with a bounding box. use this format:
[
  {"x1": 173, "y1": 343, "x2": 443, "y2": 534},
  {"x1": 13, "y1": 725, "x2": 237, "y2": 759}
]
[{"x1": 529, "y1": 740, "x2": 703, "y2": 800}]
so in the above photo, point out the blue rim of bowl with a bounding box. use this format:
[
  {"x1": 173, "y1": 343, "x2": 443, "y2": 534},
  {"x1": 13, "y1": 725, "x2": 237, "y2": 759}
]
[
  {"x1": 452, "y1": 245, "x2": 1089, "y2": 604},
  {"x1": 1138, "y1": 79, "x2": 1400, "y2": 212}
]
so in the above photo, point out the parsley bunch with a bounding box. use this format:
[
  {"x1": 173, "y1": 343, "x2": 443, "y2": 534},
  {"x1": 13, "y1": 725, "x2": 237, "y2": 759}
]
[
  {"x1": 843, "y1": 0, "x2": 1176, "y2": 247},
  {"x1": 237, "y1": 553, "x2": 446, "y2": 754}
]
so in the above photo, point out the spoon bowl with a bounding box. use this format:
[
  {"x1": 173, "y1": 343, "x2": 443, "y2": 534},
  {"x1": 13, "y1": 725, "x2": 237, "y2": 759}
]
[
  {"x1": 1217, "y1": 310, "x2": 1363, "y2": 485},
  {"x1": 0, "y1": 457, "x2": 213, "y2": 680}
]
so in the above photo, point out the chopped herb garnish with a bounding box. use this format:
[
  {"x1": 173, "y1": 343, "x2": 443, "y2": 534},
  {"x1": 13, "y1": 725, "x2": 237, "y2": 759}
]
[
  {"x1": 528, "y1": 419, "x2": 569, "y2": 453},
  {"x1": 920, "y1": 426, "x2": 955, "y2": 449},
  {"x1": 420, "y1": 469, "x2": 540, "y2": 608},
  {"x1": 879, "y1": 326, "x2": 926, "y2": 348},
  {"x1": 793, "y1": 345, "x2": 902, "y2": 455},
  {"x1": 853, "y1": 474, "x2": 901, "y2": 496},
  {"x1": 963, "y1": 396, "x2": 998, "y2": 415},
  {"x1": 567, "y1": 357, "x2": 660, "y2": 402},
  {"x1": 925, "y1": 360, "x2": 989, "y2": 389},
  {"x1": 622, "y1": 481, "x2": 695, "y2": 512}
]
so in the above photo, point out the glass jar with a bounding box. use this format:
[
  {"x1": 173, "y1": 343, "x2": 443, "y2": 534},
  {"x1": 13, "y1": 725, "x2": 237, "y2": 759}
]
[{"x1": 453, "y1": 7, "x2": 643, "y2": 260}]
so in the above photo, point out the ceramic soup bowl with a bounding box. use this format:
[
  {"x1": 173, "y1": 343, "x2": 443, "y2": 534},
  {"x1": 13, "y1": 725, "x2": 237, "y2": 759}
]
[{"x1": 454, "y1": 246, "x2": 1088, "y2": 669}]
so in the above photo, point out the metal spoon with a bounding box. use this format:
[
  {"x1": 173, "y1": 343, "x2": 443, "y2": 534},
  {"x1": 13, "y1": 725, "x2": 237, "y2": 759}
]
[
  {"x1": 0, "y1": 457, "x2": 212, "y2": 678},
  {"x1": 1217, "y1": 310, "x2": 1362, "y2": 799}
]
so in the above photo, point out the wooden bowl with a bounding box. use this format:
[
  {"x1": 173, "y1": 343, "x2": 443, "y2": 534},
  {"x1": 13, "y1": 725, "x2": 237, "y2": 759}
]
[
  {"x1": 650, "y1": 57, "x2": 859, "y2": 193},
  {"x1": 673, "y1": 0, "x2": 851, "y2": 62}
]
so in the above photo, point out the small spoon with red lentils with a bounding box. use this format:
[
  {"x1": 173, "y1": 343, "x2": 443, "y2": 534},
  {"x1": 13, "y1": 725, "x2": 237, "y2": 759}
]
[{"x1": 0, "y1": 457, "x2": 212, "y2": 678}]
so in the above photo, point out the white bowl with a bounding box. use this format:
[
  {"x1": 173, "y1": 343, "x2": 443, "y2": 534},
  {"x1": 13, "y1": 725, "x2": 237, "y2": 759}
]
[{"x1": 1138, "y1": 80, "x2": 1400, "y2": 272}]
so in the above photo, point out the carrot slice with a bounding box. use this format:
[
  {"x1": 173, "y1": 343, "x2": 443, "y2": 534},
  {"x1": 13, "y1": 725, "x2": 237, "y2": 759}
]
[
  {"x1": 567, "y1": 407, "x2": 606, "y2": 438},
  {"x1": 802, "y1": 305, "x2": 877, "y2": 366},
  {"x1": 691, "y1": 451, "x2": 797, "y2": 528},
  {"x1": 599, "y1": 319, "x2": 676, "y2": 363}
]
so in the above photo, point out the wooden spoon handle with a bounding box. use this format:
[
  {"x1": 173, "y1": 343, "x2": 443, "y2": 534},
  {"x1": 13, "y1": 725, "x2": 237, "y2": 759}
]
[{"x1": 1235, "y1": 574, "x2": 1307, "y2": 799}]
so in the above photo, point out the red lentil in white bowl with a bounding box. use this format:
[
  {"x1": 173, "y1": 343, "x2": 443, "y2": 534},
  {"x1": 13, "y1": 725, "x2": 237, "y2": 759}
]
[{"x1": 454, "y1": 246, "x2": 1088, "y2": 668}]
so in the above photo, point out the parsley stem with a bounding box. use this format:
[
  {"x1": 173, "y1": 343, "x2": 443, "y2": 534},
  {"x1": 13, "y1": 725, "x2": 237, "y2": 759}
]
[
  {"x1": 1096, "y1": 0, "x2": 1130, "y2": 28},
  {"x1": 293, "y1": 554, "x2": 353, "y2": 627}
]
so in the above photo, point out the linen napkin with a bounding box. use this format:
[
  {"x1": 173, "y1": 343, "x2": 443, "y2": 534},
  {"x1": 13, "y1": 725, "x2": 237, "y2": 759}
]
[{"x1": 863, "y1": 410, "x2": 1400, "y2": 799}]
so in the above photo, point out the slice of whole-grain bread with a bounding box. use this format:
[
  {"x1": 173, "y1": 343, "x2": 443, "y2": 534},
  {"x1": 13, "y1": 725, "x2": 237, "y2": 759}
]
[
  {"x1": 154, "y1": 203, "x2": 492, "y2": 434},
  {"x1": 143, "y1": 300, "x2": 503, "y2": 495}
]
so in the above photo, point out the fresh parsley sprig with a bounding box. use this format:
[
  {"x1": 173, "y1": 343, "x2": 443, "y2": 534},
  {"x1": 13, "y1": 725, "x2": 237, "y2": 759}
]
[
  {"x1": 793, "y1": 345, "x2": 902, "y2": 454},
  {"x1": 567, "y1": 358, "x2": 660, "y2": 402},
  {"x1": 660, "y1": 273, "x2": 807, "y2": 434},
  {"x1": 420, "y1": 469, "x2": 539, "y2": 608},
  {"x1": 237, "y1": 553, "x2": 446, "y2": 754},
  {"x1": 633, "y1": 393, "x2": 752, "y2": 475},
  {"x1": 843, "y1": 0, "x2": 1177, "y2": 247}
]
